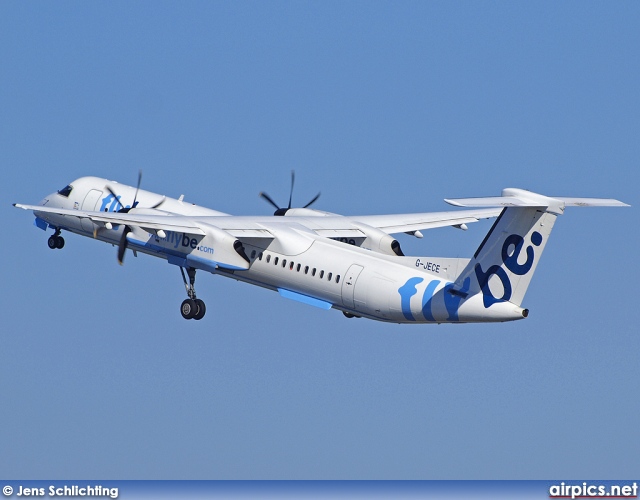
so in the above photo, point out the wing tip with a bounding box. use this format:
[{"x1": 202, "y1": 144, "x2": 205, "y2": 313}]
[{"x1": 443, "y1": 198, "x2": 465, "y2": 207}]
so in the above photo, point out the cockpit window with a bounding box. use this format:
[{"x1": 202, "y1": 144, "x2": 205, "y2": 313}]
[{"x1": 57, "y1": 184, "x2": 73, "y2": 197}]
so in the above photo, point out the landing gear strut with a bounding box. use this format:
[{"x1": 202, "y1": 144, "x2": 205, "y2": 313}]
[
  {"x1": 179, "y1": 267, "x2": 206, "y2": 320},
  {"x1": 47, "y1": 229, "x2": 65, "y2": 250}
]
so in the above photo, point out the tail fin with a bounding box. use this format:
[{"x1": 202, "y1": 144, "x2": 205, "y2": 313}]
[{"x1": 447, "y1": 188, "x2": 628, "y2": 308}]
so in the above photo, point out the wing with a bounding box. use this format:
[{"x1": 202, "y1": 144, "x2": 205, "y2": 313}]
[
  {"x1": 342, "y1": 207, "x2": 502, "y2": 235},
  {"x1": 14, "y1": 204, "x2": 208, "y2": 235},
  {"x1": 15, "y1": 203, "x2": 501, "y2": 239}
]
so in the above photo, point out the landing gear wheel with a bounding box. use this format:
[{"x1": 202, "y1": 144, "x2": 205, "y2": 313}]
[
  {"x1": 179, "y1": 267, "x2": 206, "y2": 321},
  {"x1": 181, "y1": 299, "x2": 197, "y2": 320},
  {"x1": 48, "y1": 232, "x2": 65, "y2": 249},
  {"x1": 193, "y1": 299, "x2": 206, "y2": 320}
]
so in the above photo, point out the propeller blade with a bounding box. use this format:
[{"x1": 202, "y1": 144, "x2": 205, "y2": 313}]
[
  {"x1": 259, "y1": 171, "x2": 319, "y2": 215},
  {"x1": 151, "y1": 196, "x2": 166, "y2": 209},
  {"x1": 303, "y1": 192, "x2": 321, "y2": 209},
  {"x1": 260, "y1": 192, "x2": 281, "y2": 211},
  {"x1": 132, "y1": 169, "x2": 142, "y2": 209},
  {"x1": 117, "y1": 226, "x2": 131, "y2": 265},
  {"x1": 288, "y1": 170, "x2": 295, "y2": 209},
  {"x1": 105, "y1": 186, "x2": 125, "y2": 211}
]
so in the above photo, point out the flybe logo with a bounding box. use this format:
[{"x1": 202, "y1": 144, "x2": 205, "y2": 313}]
[
  {"x1": 474, "y1": 231, "x2": 543, "y2": 308},
  {"x1": 99, "y1": 193, "x2": 128, "y2": 212},
  {"x1": 397, "y1": 230, "x2": 544, "y2": 319},
  {"x1": 155, "y1": 231, "x2": 215, "y2": 255},
  {"x1": 397, "y1": 276, "x2": 470, "y2": 322},
  {"x1": 156, "y1": 231, "x2": 198, "y2": 249}
]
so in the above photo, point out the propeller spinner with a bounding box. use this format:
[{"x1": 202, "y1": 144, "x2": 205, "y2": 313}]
[{"x1": 259, "y1": 170, "x2": 320, "y2": 216}]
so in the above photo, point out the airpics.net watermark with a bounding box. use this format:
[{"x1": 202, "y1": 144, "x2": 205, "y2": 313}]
[
  {"x1": 549, "y1": 482, "x2": 638, "y2": 499},
  {"x1": 2, "y1": 485, "x2": 117, "y2": 499}
]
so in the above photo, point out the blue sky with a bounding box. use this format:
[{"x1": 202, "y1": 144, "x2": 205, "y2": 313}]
[{"x1": 1, "y1": 1, "x2": 638, "y2": 479}]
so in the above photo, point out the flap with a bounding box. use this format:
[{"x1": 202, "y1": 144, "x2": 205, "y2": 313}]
[{"x1": 346, "y1": 208, "x2": 502, "y2": 235}]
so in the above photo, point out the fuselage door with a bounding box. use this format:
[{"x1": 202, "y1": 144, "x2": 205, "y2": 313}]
[
  {"x1": 80, "y1": 189, "x2": 103, "y2": 232},
  {"x1": 341, "y1": 264, "x2": 364, "y2": 310}
]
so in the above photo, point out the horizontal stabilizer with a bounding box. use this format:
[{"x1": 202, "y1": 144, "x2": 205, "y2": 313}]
[
  {"x1": 555, "y1": 197, "x2": 630, "y2": 207},
  {"x1": 444, "y1": 196, "x2": 541, "y2": 208},
  {"x1": 445, "y1": 188, "x2": 629, "y2": 215}
]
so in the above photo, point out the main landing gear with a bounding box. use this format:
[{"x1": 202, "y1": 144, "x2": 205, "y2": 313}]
[
  {"x1": 179, "y1": 267, "x2": 206, "y2": 320},
  {"x1": 47, "y1": 229, "x2": 65, "y2": 249}
]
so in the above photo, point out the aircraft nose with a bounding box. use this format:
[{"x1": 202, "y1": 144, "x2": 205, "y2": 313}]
[{"x1": 39, "y1": 193, "x2": 57, "y2": 207}]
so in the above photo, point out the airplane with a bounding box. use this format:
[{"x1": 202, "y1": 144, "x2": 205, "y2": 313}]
[{"x1": 14, "y1": 173, "x2": 628, "y2": 323}]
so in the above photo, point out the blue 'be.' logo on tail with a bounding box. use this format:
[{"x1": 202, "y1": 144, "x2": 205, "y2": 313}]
[{"x1": 475, "y1": 231, "x2": 543, "y2": 308}]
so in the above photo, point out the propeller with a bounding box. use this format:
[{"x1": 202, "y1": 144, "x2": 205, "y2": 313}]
[
  {"x1": 259, "y1": 170, "x2": 321, "y2": 216},
  {"x1": 105, "y1": 170, "x2": 165, "y2": 265},
  {"x1": 106, "y1": 170, "x2": 143, "y2": 214},
  {"x1": 117, "y1": 226, "x2": 131, "y2": 265}
]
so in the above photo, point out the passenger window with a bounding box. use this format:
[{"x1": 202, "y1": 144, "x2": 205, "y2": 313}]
[
  {"x1": 290, "y1": 262, "x2": 294, "y2": 270},
  {"x1": 57, "y1": 185, "x2": 73, "y2": 197},
  {"x1": 336, "y1": 275, "x2": 340, "y2": 283},
  {"x1": 296, "y1": 264, "x2": 301, "y2": 272},
  {"x1": 328, "y1": 272, "x2": 332, "y2": 281},
  {"x1": 320, "y1": 270, "x2": 324, "y2": 279},
  {"x1": 251, "y1": 250, "x2": 256, "y2": 260},
  {"x1": 304, "y1": 266, "x2": 309, "y2": 274},
  {"x1": 266, "y1": 255, "x2": 271, "y2": 263},
  {"x1": 312, "y1": 268, "x2": 316, "y2": 277},
  {"x1": 259, "y1": 252, "x2": 263, "y2": 261},
  {"x1": 274, "y1": 257, "x2": 279, "y2": 265},
  {"x1": 282, "y1": 259, "x2": 287, "y2": 268}
]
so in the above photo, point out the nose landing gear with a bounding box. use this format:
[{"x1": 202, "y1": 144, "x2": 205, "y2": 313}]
[
  {"x1": 179, "y1": 267, "x2": 206, "y2": 320},
  {"x1": 47, "y1": 229, "x2": 65, "y2": 249}
]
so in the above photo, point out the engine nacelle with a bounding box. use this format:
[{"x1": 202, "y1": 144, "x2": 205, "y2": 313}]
[
  {"x1": 283, "y1": 208, "x2": 338, "y2": 217},
  {"x1": 351, "y1": 222, "x2": 404, "y2": 256},
  {"x1": 191, "y1": 223, "x2": 250, "y2": 271}
]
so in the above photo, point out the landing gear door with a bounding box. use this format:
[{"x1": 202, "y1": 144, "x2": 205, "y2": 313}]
[
  {"x1": 341, "y1": 264, "x2": 364, "y2": 310},
  {"x1": 80, "y1": 190, "x2": 103, "y2": 232}
]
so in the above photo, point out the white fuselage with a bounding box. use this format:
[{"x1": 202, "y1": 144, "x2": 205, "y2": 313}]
[{"x1": 31, "y1": 176, "x2": 528, "y2": 324}]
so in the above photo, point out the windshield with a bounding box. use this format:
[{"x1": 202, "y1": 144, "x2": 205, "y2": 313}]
[{"x1": 57, "y1": 184, "x2": 73, "y2": 197}]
